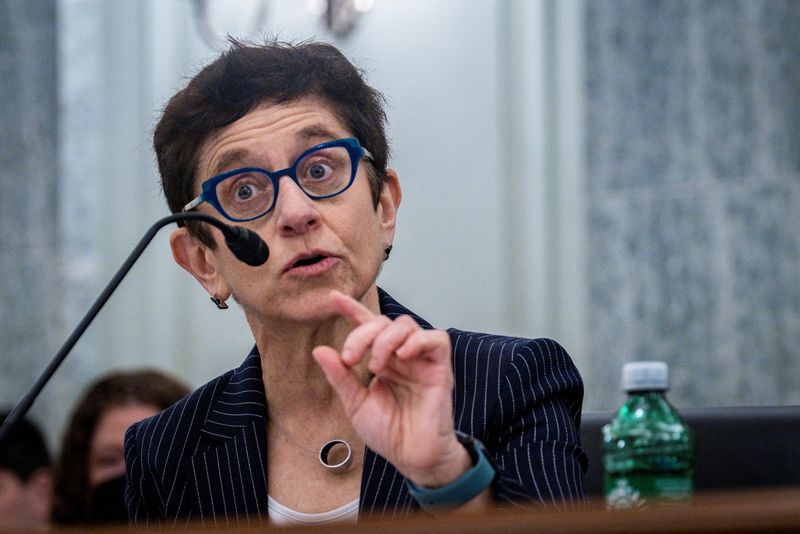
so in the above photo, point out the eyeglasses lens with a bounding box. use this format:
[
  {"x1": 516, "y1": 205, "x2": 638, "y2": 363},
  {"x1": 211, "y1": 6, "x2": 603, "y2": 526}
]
[{"x1": 296, "y1": 145, "x2": 352, "y2": 197}]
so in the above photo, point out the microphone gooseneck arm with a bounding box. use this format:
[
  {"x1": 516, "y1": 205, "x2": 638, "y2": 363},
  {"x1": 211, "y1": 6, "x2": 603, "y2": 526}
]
[{"x1": 0, "y1": 212, "x2": 268, "y2": 443}]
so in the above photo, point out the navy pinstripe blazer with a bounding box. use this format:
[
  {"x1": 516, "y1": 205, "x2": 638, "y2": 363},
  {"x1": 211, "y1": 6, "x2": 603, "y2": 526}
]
[{"x1": 125, "y1": 289, "x2": 587, "y2": 525}]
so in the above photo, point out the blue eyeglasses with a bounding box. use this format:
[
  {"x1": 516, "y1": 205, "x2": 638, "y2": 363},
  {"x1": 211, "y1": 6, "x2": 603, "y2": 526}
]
[{"x1": 183, "y1": 137, "x2": 373, "y2": 222}]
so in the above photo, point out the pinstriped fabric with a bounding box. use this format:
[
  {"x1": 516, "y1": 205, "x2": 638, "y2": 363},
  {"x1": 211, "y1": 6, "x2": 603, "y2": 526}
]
[
  {"x1": 377, "y1": 289, "x2": 588, "y2": 513},
  {"x1": 125, "y1": 349, "x2": 268, "y2": 526},
  {"x1": 124, "y1": 288, "x2": 586, "y2": 525}
]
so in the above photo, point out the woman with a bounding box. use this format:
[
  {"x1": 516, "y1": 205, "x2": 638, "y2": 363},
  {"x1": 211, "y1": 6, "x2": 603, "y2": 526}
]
[
  {"x1": 52, "y1": 369, "x2": 189, "y2": 525},
  {"x1": 125, "y1": 40, "x2": 586, "y2": 526}
]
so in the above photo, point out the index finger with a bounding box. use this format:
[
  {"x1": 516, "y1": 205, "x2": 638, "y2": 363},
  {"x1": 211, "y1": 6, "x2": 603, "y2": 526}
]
[{"x1": 329, "y1": 290, "x2": 377, "y2": 326}]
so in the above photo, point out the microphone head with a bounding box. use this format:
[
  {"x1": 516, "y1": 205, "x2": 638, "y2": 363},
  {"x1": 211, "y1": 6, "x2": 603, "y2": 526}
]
[{"x1": 224, "y1": 226, "x2": 269, "y2": 266}]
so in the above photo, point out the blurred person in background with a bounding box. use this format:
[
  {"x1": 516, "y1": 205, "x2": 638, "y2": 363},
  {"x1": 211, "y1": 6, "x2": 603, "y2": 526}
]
[
  {"x1": 51, "y1": 369, "x2": 189, "y2": 526},
  {"x1": 0, "y1": 412, "x2": 52, "y2": 532}
]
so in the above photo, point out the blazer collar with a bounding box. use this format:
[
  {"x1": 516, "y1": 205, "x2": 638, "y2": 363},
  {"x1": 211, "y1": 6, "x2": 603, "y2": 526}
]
[
  {"x1": 199, "y1": 346, "x2": 266, "y2": 443},
  {"x1": 377, "y1": 287, "x2": 434, "y2": 329},
  {"x1": 190, "y1": 347, "x2": 270, "y2": 522}
]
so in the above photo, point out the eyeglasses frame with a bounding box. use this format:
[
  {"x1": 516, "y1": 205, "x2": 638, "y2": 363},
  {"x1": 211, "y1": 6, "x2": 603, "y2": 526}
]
[{"x1": 183, "y1": 137, "x2": 373, "y2": 222}]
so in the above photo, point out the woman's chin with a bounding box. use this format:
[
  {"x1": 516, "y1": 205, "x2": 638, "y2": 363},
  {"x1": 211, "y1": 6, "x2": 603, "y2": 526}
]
[
  {"x1": 243, "y1": 278, "x2": 377, "y2": 326},
  {"x1": 253, "y1": 287, "x2": 344, "y2": 324},
  {"x1": 281, "y1": 304, "x2": 339, "y2": 325}
]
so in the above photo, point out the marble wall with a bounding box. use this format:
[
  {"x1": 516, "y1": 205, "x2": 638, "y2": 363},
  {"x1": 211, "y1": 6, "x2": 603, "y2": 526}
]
[
  {"x1": 0, "y1": 0, "x2": 64, "y2": 445},
  {"x1": 584, "y1": 0, "x2": 800, "y2": 410}
]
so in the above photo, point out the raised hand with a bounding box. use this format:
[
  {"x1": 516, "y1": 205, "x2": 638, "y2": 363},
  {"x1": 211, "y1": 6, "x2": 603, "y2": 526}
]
[{"x1": 312, "y1": 290, "x2": 472, "y2": 487}]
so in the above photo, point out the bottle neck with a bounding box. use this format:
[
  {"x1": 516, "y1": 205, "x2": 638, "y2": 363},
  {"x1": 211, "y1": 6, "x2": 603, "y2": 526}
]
[
  {"x1": 616, "y1": 389, "x2": 684, "y2": 425},
  {"x1": 623, "y1": 390, "x2": 671, "y2": 411},
  {"x1": 625, "y1": 389, "x2": 667, "y2": 396}
]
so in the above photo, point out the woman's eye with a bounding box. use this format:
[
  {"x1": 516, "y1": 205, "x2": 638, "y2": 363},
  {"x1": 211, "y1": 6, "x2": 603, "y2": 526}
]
[
  {"x1": 306, "y1": 162, "x2": 332, "y2": 180},
  {"x1": 235, "y1": 184, "x2": 254, "y2": 200},
  {"x1": 224, "y1": 175, "x2": 268, "y2": 204}
]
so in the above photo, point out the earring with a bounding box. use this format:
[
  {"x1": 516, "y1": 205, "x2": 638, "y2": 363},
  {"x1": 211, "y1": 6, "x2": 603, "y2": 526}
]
[
  {"x1": 210, "y1": 296, "x2": 229, "y2": 310},
  {"x1": 383, "y1": 244, "x2": 393, "y2": 261}
]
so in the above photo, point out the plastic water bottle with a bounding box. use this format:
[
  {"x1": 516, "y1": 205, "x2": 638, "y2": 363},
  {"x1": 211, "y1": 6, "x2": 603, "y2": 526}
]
[{"x1": 602, "y1": 361, "x2": 694, "y2": 508}]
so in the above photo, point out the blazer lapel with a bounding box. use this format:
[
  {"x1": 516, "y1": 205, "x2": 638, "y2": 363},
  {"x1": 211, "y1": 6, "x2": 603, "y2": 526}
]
[
  {"x1": 187, "y1": 349, "x2": 269, "y2": 525},
  {"x1": 359, "y1": 447, "x2": 420, "y2": 519}
]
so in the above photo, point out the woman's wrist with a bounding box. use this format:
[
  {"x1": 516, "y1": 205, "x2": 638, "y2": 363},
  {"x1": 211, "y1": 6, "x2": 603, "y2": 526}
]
[
  {"x1": 405, "y1": 434, "x2": 473, "y2": 488},
  {"x1": 405, "y1": 432, "x2": 497, "y2": 511}
]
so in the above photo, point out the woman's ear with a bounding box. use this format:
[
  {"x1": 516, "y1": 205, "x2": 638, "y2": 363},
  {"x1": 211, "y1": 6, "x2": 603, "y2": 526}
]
[
  {"x1": 377, "y1": 168, "x2": 402, "y2": 238},
  {"x1": 170, "y1": 227, "x2": 231, "y2": 301}
]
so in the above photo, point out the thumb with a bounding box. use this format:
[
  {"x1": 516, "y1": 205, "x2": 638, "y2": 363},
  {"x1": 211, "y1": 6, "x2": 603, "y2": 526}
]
[{"x1": 312, "y1": 346, "x2": 367, "y2": 416}]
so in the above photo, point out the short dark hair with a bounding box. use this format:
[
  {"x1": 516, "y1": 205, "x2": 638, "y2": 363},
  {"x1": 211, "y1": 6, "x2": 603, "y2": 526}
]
[
  {"x1": 0, "y1": 411, "x2": 51, "y2": 482},
  {"x1": 51, "y1": 369, "x2": 190, "y2": 525},
  {"x1": 155, "y1": 39, "x2": 390, "y2": 246}
]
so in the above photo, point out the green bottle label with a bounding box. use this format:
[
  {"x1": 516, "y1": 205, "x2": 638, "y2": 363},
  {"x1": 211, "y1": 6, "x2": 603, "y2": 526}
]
[{"x1": 604, "y1": 473, "x2": 692, "y2": 509}]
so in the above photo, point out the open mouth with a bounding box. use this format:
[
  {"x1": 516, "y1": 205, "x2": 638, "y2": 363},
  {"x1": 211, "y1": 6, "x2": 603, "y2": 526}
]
[{"x1": 292, "y1": 255, "x2": 327, "y2": 268}]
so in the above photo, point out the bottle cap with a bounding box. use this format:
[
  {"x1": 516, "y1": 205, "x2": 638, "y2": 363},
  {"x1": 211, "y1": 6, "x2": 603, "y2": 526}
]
[{"x1": 622, "y1": 361, "x2": 668, "y2": 392}]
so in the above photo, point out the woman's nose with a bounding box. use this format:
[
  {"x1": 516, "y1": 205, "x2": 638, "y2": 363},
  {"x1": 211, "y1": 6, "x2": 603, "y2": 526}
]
[{"x1": 273, "y1": 178, "x2": 320, "y2": 236}]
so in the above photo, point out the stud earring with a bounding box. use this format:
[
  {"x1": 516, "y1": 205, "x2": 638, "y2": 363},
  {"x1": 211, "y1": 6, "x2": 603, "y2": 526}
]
[
  {"x1": 383, "y1": 244, "x2": 393, "y2": 261},
  {"x1": 210, "y1": 296, "x2": 229, "y2": 310}
]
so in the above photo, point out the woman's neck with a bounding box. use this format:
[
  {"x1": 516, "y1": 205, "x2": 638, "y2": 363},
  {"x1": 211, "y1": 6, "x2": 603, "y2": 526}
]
[{"x1": 251, "y1": 285, "x2": 380, "y2": 416}]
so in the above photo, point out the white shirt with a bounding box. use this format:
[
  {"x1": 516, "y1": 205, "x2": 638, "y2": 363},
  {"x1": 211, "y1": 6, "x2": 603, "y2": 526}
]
[{"x1": 267, "y1": 495, "x2": 360, "y2": 526}]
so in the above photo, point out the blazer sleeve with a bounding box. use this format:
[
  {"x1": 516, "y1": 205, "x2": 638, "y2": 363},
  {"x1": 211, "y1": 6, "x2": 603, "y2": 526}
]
[{"x1": 487, "y1": 338, "x2": 588, "y2": 509}]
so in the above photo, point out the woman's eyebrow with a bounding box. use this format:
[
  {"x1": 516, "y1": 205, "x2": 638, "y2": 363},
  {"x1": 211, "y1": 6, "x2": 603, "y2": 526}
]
[
  {"x1": 209, "y1": 149, "x2": 253, "y2": 176},
  {"x1": 295, "y1": 125, "x2": 342, "y2": 146}
]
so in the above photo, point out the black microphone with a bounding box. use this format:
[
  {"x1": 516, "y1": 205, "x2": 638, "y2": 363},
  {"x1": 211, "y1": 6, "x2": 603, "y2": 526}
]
[
  {"x1": 179, "y1": 212, "x2": 269, "y2": 266},
  {"x1": 0, "y1": 212, "x2": 268, "y2": 443}
]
